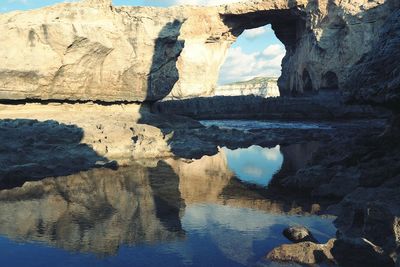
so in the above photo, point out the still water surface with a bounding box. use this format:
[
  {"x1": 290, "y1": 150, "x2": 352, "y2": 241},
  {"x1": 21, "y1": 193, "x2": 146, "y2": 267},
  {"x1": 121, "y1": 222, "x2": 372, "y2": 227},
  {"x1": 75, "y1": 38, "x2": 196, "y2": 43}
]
[
  {"x1": 0, "y1": 128, "x2": 333, "y2": 266},
  {"x1": 223, "y1": 145, "x2": 283, "y2": 186},
  {"x1": 201, "y1": 120, "x2": 331, "y2": 130}
]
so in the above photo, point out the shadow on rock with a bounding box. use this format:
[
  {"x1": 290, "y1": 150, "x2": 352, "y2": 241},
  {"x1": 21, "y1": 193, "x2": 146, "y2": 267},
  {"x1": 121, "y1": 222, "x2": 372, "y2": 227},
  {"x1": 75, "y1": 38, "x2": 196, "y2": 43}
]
[
  {"x1": 0, "y1": 119, "x2": 116, "y2": 189},
  {"x1": 146, "y1": 19, "x2": 185, "y2": 101}
]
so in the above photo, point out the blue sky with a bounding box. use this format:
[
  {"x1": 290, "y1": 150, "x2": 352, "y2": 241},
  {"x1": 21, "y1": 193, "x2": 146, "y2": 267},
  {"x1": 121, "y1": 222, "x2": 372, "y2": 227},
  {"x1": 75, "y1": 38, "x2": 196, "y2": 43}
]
[{"x1": 0, "y1": 0, "x2": 284, "y2": 84}]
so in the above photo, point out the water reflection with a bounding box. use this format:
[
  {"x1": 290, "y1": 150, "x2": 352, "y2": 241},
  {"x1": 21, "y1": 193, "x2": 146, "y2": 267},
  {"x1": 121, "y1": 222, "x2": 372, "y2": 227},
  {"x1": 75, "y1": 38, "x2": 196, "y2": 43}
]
[
  {"x1": 0, "y1": 143, "x2": 332, "y2": 267},
  {"x1": 0, "y1": 163, "x2": 185, "y2": 256},
  {"x1": 223, "y1": 145, "x2": 283, "y2": 186}
]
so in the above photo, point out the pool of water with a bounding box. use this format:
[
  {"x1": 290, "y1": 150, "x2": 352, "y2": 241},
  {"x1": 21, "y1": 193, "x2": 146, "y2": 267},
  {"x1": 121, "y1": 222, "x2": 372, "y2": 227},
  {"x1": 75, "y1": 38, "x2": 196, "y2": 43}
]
[
  {"x1": 0, "y1": 203, "x2": 334, "y2": 267},
  {"x1": 0, "y1": 140, "x2": 332, "y2": 266},
  {"x1": 200, "y1": 120, "x2": 332, "y2": 130}
]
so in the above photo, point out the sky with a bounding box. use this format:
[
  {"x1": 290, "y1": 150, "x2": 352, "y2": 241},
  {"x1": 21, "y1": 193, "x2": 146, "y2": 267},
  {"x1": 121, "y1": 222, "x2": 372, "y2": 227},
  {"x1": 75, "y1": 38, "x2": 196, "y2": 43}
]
[{"x1": 0, "y1": 0, "x2": 285, "y2": 85}]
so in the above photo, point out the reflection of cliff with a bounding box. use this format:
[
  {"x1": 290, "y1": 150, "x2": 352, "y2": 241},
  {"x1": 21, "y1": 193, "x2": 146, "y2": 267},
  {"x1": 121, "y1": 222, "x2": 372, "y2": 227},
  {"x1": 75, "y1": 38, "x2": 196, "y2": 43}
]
[
  {"x1": 273, "y1": 142, "x2": 320, "y2": 179},
  {"x1": 168, "y1": 147, "x2": 322, "y2": 215},
  {"x1": 0, "y1": 144, "x2": 325, "y2": 256},
  {"x1": 0, "y1": 164, "x2": 185, "y2": 256},
  {"x1": 165, "y1": 150, "x2": 233, "y2": 204}
]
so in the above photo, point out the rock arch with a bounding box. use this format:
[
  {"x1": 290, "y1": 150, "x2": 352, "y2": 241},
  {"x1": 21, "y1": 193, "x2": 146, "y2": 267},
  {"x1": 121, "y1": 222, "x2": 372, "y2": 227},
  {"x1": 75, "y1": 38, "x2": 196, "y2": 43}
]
[{"x1": 0, "y1": 0, "x2": 397, "y2": 102}]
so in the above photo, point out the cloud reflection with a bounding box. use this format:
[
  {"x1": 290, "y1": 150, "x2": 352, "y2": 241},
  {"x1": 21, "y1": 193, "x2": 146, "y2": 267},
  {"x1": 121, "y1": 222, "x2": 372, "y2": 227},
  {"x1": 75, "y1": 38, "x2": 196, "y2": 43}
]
[{"x1": 222, "y1": 145, "x2": 283, "y2": 186}]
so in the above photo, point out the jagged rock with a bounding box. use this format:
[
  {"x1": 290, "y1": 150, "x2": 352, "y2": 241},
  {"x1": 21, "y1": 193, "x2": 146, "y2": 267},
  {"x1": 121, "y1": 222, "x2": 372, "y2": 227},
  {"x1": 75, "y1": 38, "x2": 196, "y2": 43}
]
[
  {"x1": 333, "y1": 184, "x2": 400, "y2": 253},
  {"x1": 0, "y1": 0, "x2": 399, "y2": 101},
  {"x1": 267, "y1": 238, "x2": 395, "y2": 266},
  {"x1": 283, "y1": 226, "x2": 318, "y2": 243},
  {"x1": 344, "y1": 9, "x2": 400, "y2": 110},
  {"x1": 331, "y1": 237, "x2": 395, "y2": 267}
]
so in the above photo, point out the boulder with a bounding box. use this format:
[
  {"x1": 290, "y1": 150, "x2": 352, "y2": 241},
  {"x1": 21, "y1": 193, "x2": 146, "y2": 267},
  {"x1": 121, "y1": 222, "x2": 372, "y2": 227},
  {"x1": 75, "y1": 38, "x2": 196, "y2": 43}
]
[
  {"x1": 283, "y1": 226, "x2": 318, "y2": 243},
  {"x1": 266, "y1": 239, "x2": 335, "y2": 265}
]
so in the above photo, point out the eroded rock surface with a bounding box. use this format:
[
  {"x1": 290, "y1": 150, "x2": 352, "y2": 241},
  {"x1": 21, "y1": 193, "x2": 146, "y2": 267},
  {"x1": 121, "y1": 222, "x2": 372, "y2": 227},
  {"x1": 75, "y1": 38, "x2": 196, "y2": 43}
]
[
  {"x1": 267, "y1": 239, "x2": 335, "y2": 265},
  {"x1": 344, "y1": 9, "x2": 400, "y2": 110},
  {"x1": 267, "y1": 237, "x2": 395, "y2": 267},
  {"x1": 0, "y1": 103, "x2": 203, "y2": 164},
  {"x1": 0, "y1": 0, "x2": 398, "y2": 101}
]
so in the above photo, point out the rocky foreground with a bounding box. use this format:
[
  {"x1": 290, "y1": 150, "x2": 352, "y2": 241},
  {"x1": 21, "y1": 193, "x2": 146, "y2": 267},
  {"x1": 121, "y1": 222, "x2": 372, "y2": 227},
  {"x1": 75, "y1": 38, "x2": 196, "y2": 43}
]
[{"x1": 0, "y1": 100, "x2": 398, "y2": 266}]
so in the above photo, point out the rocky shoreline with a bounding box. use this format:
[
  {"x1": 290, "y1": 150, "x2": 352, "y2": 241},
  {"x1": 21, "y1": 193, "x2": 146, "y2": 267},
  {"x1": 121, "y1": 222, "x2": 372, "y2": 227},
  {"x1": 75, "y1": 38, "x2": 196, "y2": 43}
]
[{"x1": 152, "y1": 92, "x2": 390, "y2": 121}]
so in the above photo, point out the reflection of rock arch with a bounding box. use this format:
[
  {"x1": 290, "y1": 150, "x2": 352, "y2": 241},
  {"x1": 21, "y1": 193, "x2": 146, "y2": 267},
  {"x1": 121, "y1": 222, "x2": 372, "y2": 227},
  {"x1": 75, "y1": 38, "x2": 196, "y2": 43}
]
[{"x1": 321, "y1": 71, "x2": 339, "y2": 90}]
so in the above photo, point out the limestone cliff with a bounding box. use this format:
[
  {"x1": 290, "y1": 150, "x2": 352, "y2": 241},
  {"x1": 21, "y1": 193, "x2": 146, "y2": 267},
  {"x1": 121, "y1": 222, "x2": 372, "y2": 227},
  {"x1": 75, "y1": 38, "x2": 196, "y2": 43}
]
[
  {"x1": 344, "y1": 9, "x2": 400, "y2": 110},
  {"x1": 0, "y1": 0, "x2": 398, "y2": 101},
  {"x1": 215, "y1": 77, "x2": 280, "y2": 98}
]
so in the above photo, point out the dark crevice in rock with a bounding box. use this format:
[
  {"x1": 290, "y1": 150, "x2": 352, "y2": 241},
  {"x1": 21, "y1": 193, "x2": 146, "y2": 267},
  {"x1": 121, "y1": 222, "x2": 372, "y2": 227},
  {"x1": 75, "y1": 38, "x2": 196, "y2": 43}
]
[{"x1": 0, "y1": 98, "x2": 143, "y2": 106}]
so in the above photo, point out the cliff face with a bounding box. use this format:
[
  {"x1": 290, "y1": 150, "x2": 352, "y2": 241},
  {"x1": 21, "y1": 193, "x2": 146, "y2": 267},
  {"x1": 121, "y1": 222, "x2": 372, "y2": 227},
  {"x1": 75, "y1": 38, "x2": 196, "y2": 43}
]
[
  {"x1": 0, "y1": 0, "x2": 398, "y2": 102},
  {"x1": 0, "y1": 0, "x2": 186, "y2": 102},
  {"x1": 343, "y1": 9, "x2": 400, "y2": 110},
  {"x1": 274, "y1": 0, "x2": 399, "y2": 95},
  {"x1": 215, "y1": 77, "x2": 280, "y2": 98}
]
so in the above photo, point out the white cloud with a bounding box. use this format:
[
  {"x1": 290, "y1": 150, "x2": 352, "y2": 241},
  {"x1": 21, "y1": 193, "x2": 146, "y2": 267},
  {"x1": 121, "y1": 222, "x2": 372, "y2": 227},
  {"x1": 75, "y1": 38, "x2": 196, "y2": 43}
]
[
  {"x1": 218, "y1": 43, "x2": 285, "y2": 84},
  {"x1": 262, "y1": 145, "x2": 281, "y2": 161},
  {"x1": 242, "y1": 26, "x2": 268, "y2": 39},
  {"x1": 262, "y1": 44, "x2": 285, "y2": 57},
  {"x1": 7, "y1": 0, "x2": 29, "y2": 4},
  {"x1": 242, "y1": 166, "x2": 263, "y2": 177}
]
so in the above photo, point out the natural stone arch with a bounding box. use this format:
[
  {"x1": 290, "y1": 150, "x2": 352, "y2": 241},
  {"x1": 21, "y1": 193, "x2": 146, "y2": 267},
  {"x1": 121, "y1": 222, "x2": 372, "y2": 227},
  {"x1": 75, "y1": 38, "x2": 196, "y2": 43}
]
[
  {"x1": 214, "y1": 9, "x2": 306, "y2": 96},
  {"x1": 0, "y1": 0, "x2": 397, "y2": 102},
  {"x1": 321, "y1": 71, "x2": 339, "y2": 90}
]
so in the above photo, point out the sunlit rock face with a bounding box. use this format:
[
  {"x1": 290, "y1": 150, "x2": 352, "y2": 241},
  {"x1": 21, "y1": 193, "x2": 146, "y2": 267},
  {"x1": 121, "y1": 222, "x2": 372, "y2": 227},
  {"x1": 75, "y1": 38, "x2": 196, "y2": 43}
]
[
  {"x1": 1, "y1": 0, "x2": 397, "y2": 101},
  {"x1": 0, "y1": 0, "x2": 185, "y2": 102},
  {"x1": 0, "y1": 103, "x2": 175, "y2": 163},
  {"x1": 215, "y1": 77, "x2": 280, "y2": 98}
]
